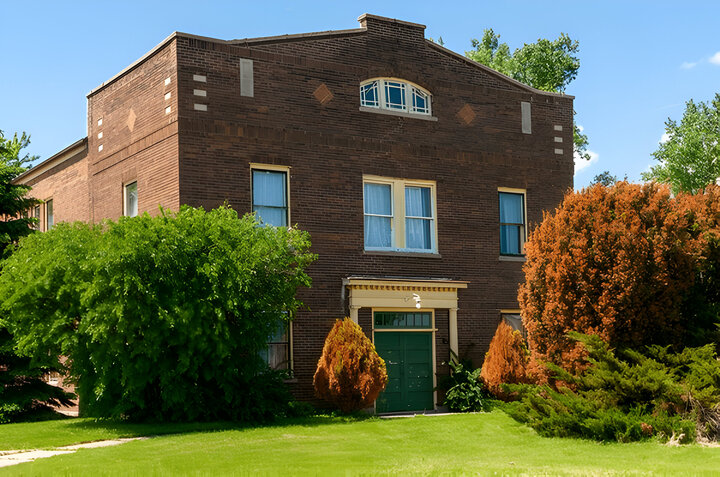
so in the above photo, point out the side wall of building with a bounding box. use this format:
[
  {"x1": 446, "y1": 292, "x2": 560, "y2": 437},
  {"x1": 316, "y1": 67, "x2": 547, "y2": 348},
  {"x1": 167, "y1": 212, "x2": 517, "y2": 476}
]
[{"x1": 86, "y1": 39, "x2": 181, "y2": 220}]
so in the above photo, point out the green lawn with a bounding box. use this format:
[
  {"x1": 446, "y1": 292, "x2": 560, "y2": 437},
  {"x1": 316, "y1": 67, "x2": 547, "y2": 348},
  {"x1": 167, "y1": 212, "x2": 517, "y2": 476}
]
[{"x1": 1, "y1": 411, "x2": 719, "y2": 476}]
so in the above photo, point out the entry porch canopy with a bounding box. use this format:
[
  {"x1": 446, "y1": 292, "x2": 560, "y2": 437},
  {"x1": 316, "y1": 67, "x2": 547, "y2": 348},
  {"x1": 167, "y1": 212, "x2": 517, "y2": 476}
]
[{"x1": 343, "y1": 276, "x2": 469, "y2": 358}]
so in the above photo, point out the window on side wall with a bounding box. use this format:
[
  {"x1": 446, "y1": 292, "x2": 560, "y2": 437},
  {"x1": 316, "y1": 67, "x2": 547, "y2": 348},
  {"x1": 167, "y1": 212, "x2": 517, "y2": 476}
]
[
  {"x1": 124, "y1": 181, "x2": 138, "y2": 217},
  {"x1": 363, "y1": 176, "x2": 437, "y2": 253},
  {"x1": 45, "y1": 199, "x2": 54, "y2": 230},
  {"x1": 501, "y1": 310, "x2": 526, "y2": 340},
  {"x1": 33, "y1": 205, "x2": 40, "y2": 230},
  {"x1": 498, "y1": 189, "x2": 526, "y2": 256},
  {"x1": 259, "y1": 320, "x2": 291, "y2": 372},
  {"x1": 360, "y1": 78, "x2": 432, "y2": 117},
  {"x1": 251, "y1": 167, "x2": 289, "y2": 227}
]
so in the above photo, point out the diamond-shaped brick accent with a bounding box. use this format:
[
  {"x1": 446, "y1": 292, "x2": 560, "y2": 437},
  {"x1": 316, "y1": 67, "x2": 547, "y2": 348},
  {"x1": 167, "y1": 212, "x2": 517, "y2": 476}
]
[
  {"x1": 127, "y1": 108, "x2": 137, "y2": 132},
  {"x1": 313, "y1": 84, "x2": 333, "y2": 105},
  {"x1": 457, "y1": 104, "x2": 475, "y2": 125}
]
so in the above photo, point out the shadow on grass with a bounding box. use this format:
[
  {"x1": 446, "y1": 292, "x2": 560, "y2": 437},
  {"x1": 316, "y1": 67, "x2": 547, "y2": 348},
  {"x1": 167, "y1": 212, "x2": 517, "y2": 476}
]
[{"x1": 60, "y1": 413, "x2": 377, "y2": 440}]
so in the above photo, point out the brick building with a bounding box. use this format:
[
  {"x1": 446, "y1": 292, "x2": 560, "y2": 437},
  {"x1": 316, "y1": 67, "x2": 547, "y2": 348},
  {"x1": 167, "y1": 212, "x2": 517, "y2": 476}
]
[{"x1": 16, "y1": 14, "x2": 574, "y2": 412}]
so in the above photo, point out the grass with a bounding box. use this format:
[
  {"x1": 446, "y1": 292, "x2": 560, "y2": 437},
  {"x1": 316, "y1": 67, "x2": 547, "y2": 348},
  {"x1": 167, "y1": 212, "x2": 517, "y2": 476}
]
[{"x1": 1, "y1": 411, "x2": 720, "y2": 476}]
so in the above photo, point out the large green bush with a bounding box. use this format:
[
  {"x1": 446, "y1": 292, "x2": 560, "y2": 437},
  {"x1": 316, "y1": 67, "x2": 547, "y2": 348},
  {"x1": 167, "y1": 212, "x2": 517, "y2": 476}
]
[
  {"x1": 507, "y1": 333, "x2": 720, "y2": 443},
  {"x1": 0, "y1": 206, "x2": 315, "y2": 421}
]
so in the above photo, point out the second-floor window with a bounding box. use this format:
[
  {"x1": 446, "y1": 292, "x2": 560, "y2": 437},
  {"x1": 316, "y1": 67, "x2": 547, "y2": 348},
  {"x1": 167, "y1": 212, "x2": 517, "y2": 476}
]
[
  {"x1": 364, "y1": 176, "x2": 436, "y2": 253},
  {"x1": 124, "y1": 182, "x2": 138, "y2": 217},
  {"x1": 360, "y1": 79, "x2": 432, "y2": 116},
  {"x1": 499, "y1": 190, "x2": 526, "y2": 256},
  {"x1": 252, "y1": 168, "x2": 288, "y2": 227}
]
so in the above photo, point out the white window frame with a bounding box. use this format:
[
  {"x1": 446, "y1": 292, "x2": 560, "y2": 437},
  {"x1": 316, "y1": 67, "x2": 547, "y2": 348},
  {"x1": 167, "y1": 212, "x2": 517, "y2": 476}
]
[
  {"x1": 363, "y1": 175, "x2": 438, "y2": 254},
  {"x1": 360, "y1": 78, "x2": 433, "y2": 117},
  {"x1": 124, "y1": 181, "x2": 138, "y2": 217},
  {"x1": 498, "y1": 187, "x2": 527, "y2": 256},
  {"x1": 250, "y1": 164, "x2": 291, "y2": 227}
]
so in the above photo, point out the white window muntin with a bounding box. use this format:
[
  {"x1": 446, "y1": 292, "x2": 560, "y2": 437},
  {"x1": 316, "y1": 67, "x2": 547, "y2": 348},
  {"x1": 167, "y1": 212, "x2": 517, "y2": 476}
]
[
  {"x1": 363, "y1": 176, "x2": 437, "y2": 253},
  {"x1": 359, "y1": 78, "x2": 432, "y2": 116}
]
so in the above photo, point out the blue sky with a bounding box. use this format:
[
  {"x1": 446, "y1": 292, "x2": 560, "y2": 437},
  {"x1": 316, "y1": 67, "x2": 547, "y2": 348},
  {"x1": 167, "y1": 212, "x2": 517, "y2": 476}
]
[{"x1": 2, "y1": 1, "x2": 719, "y2": 188}]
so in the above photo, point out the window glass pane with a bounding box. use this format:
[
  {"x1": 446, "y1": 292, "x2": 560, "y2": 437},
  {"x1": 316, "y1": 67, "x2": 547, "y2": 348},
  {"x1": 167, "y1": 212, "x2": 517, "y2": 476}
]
[
  {"x1": 360, "y1": 81, "x2": 378, "y2": 107},
  {"x1": 374, "y1": 311, "x2": 432, "y2": 329},
  {"x1": 46, "y1": 200, "x2": 54, "y2": 230},
  {"x1": 125, "y1": 182, "x2": 138, "y2": 217},
  {"x1": 384, "y1": 81, "x2": 406, "y2": 110},
  {"x1": 253, "y1": 170, "x2": 286, "y2": 207},
  {"x1": 406, "y1": 218, "x2": 432, "y2": 250},
  {"x1": 253, "y1": 170, "x2": 287, "y2": 226},
  {"x1": 253, "y1": 206, "x2": 287, "y2": 227},
  {"x1": 364, "y1": 183, "x2": 392, "y2": 215},
  {"x1": 499, "y1": 192, "x2": 523, "y2": 224},
  {"x1": 500, "y1": 225, "x2": 521, "y2": 255},
  {"x1": 405, "y1": 187, "x2": 431, "y2": 217},
  {"x1": 412, "y1": 88, "x2": 429, "y2": 113},
  {"x1": 364, "y1": 216, "x2": 392, "y2": 248},
  {"x1": 261, "y1": 321, "x2": 289, "y2": 371},
  {"x1": 502, "y1": 313, "x2": 526, "y2": 339}
]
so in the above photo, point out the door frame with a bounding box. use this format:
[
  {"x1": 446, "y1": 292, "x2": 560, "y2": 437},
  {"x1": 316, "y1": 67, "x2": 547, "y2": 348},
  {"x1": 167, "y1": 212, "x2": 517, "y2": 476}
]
[{"x1": 372, "y1": 308, "x2": 437, "y2": 413}]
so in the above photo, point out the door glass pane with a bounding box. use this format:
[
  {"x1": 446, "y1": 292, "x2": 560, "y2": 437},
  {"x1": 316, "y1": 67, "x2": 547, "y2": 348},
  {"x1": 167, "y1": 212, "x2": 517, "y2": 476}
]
[{"x1": 375, "y1": 311, "x2": 432, "y2": 329}]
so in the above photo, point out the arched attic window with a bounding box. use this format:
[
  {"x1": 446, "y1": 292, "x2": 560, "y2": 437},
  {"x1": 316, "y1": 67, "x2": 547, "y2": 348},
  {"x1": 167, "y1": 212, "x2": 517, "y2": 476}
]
[{"x1": 360, "y1": 78, "x2": 432, "y2": 116}]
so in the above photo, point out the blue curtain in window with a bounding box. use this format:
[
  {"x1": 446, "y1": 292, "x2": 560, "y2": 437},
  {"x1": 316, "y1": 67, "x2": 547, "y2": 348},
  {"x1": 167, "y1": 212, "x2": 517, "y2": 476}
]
[
  {"x1": 405, "y1": 187, "x2": 432, "y2": 250},
  {"x1": 253, "y1": 170, "x2": 287, "y2": 226},
  {"x1": 364, "y1": 183, "x2": 392, "y2": 248},
  {"x1": 499, "y1": 193, "x2": 523, "y2": 255}
]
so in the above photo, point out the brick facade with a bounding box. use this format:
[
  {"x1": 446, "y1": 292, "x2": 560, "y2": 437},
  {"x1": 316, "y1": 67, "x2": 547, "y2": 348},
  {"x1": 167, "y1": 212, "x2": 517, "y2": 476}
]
[{"x1": 18, "y1": 14, "x2": 574, "y2": 409}]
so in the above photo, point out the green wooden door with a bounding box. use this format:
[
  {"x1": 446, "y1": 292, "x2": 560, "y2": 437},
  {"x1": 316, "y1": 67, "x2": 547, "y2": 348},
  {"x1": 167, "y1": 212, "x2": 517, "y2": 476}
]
[{"x1": 375, "y1": 332, "x2": 434, "y2": 413}]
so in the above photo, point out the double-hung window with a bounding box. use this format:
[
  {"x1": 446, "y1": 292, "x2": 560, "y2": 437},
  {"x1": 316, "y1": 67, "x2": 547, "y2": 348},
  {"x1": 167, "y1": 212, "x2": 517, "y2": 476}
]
[
  {"x1": 364, "y1": 176, "x2": 437, "y2": 253},
  {"x1": 360, "y1": 78, "x2": 432, "y2": 117},
  {"x1": 260, "y1": 321, "x2": 291, "y2": 372},
  {"x1": 498, "y1": 189, "x2": 526, "y2": 256},
  {"x1": 124, "y1": 182, "x2": 138, "y2": 217},
  {"x1": 252, "y1": 167, "x2": 289, "y2": 227}
]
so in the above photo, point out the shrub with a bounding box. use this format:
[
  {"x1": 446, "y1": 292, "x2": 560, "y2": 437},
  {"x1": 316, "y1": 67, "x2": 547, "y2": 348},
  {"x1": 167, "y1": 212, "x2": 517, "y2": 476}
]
[
  {"x1": 314, "y1": 319, "x2": 388, "y2": 413},
  {"x1": 480, "y1": 321, "x2": 530, "y2": 399},
  {"x1": 518, "y1": 182, "x2": 720, "y2": 375},
  {"x1": 0, "y1": 206, "x2": 315, "y2": 421},
  {"x1": 507, "y1": 333, "x2": 720, "y2": 443},
  {"x1": 441, "y1": 359, "x2": 491, "y2": 412}
]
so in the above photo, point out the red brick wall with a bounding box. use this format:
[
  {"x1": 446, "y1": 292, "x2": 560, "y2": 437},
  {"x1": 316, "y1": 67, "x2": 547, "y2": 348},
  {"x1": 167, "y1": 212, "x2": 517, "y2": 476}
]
[
  {"x1": 174, "y1": 17, "x2": 574, "y2": 400},
  {"x1": 86, "y1": 40, "x2": 180, "y2": 221},
  {"x1": 23, "y1": 147, "x2": 90, "y2": 230}
]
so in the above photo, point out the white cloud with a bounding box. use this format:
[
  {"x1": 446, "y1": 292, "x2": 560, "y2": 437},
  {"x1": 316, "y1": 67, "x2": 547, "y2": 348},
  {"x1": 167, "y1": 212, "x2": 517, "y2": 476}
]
[
  {"x1": 574, "y1": 149, "x2": 599, "y2": 174},
  {"x1": 660, "y1": 132, "x2": 671, "y2": 144},
  {"x1": 681, "y1": 61, "x2": 698, "y2": 69},
  {"x1": 710, "y1": 51, "x2": 720, "y2": 65}
]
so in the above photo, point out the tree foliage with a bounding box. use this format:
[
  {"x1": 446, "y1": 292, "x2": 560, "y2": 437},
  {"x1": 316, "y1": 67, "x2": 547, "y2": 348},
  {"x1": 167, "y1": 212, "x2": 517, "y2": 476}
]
[
  {"x1": 0, "y1": 206, "x2": 316, "y2": 421},
  {"x1": 480, "y1": 321, "x2": 530, "y2": 399},
  {"x1": 314, "y1": 318, "x2": 388, "y2": 413},
  {"x1": 518, "y1": 182, "x2": 720, "y2": 376},
  {"x1": 643, "y1": 93, "x2": 720, "y2": 194},
  {"x1": 0, "y1": 130, "x2": 40, "y2": 258},
  {"x1": 590, "y1": 170, "x2": 618, "y2": 187},
  {"x1": 465, "y1": 30, "x2": 589, "y2": 162}
]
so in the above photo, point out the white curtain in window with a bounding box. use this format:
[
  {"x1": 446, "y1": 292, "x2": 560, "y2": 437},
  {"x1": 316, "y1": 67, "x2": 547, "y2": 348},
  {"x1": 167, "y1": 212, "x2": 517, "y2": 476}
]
[
  {"x1": 499, "y1": 193, "x2": 523, "y2": 223},
  {"x1": 253, "y1": 170, "x2": 287, "y2": 226},
  {"x1": 405, "y1": 186, "x2": 432, "y2": 250},
  {"x1": 364, "y1": 183, "x2": 392, "y2": 248}
]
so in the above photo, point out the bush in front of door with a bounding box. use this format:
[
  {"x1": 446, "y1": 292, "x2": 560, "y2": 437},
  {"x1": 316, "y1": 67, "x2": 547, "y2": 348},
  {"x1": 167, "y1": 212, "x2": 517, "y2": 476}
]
[
  {"x1": 0, "y1": 206, "x2": 316, "y2": 421},
  {"x1": 314, "y1": 318, "x2": 388, "y2": 413}
]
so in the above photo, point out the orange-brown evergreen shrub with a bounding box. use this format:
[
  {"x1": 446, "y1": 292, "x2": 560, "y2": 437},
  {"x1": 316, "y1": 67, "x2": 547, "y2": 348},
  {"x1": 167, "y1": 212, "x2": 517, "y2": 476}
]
[
  {"x1": 313, "y1": 318, "x2": 388, "y2": 413},
  {"x1": 481, "y1": 321, "x2": 530, "y2": 399},
  {"x1": 519, "y1": 182, "x2": 720, "y2": 378}
]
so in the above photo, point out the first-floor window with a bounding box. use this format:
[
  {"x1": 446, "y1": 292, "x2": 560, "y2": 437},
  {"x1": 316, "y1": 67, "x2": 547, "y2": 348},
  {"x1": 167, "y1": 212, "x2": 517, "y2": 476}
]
[
  {"x1": 45, "y1": 199, "x2": 54, "y2": 230},
  {"x1": 502, "y1": 312, "x2": 526, "y2": 340},
  {"x1": 252, "y1": 168, "x2": 288, "y2": 227},
  {"x1": 260, "y1": 322, "x2": 290, "y2": 371},
  {"x1": 499, "y1": 190, "x2": 526, "y2": 255},
  {"x1": 33, "y1": 205, "x2": 40, "y2": 230},
  {"x1": 124, "y1": 181, "x2": 138, "y2": 217}
]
